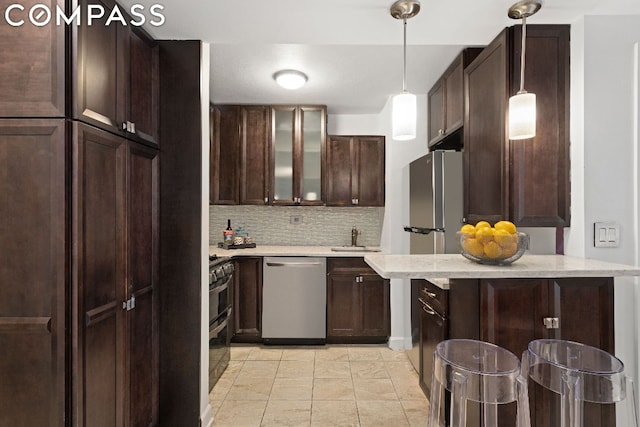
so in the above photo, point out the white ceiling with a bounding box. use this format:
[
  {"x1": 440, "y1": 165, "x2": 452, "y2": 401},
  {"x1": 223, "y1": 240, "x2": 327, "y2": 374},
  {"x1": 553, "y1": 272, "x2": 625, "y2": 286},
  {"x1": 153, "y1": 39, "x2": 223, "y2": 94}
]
[{"x1": 122, "y1": 0, "x2": 640, "y2": 114}]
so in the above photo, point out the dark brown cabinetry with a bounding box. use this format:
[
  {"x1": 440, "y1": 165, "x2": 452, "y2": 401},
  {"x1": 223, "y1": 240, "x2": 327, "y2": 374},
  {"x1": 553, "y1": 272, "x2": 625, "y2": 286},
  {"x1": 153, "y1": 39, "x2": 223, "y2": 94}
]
[
  {"x1": 463, "y1": 25, "x2": 570, "y2": 226},
  {"x1": 443, "y1": 277, "x2": 614, "y2": 427},
  {"x1": 232, "y1": 257, "x2": 263, "y2": 342},
  {"x1": 72, "y1": 122, "x2": 159, "y2": 426},
  {"x1": 240, "y1": 106, "x2": 270, "y2": 205},
  {"x1": 428, "y1": 48, "x2": 482, "y2": 149},
  {"x1": 73, "y1": 0, "x2": 159, "y2": 145},
  {"x1": 271, "y1": 105, "x2": 326, "y2": 205},
  {"x1": 326, "y1": 258, "x2": 390, "y2": 342},
  {"x1": 210, "y1": 105, "x2": 241, "y2": 204},
  {"x1": 0, "y1": 119, "x2": 66, "y2": 426},
  {"x1": 325, "y1": 136, "x2": 385, "y2": 206}
]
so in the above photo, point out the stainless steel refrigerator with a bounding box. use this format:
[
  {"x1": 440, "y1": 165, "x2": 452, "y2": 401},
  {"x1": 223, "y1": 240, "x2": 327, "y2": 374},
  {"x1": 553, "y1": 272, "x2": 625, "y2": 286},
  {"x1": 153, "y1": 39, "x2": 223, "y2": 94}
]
[{"x1": 405, "y1": 150, "x2": 464, "y2": 372}]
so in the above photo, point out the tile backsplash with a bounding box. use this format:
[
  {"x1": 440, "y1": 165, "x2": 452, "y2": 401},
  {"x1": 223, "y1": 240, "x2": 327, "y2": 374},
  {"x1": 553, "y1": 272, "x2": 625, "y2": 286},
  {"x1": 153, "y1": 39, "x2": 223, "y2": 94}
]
[{"x1": 210, "y1": 205, "x2": 384, "y2": 247}]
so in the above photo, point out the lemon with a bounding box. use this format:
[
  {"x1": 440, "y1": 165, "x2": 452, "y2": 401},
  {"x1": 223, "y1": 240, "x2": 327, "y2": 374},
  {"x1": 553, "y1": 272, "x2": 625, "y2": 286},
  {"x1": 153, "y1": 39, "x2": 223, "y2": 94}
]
[
  {"x1": 494, "y1": 229, "x2": 517, "y2": 247},
  {"x1": 483, "y1": 241, "x2": 503, "y2": 259},
  {"x1": 475, "y1": 227, "x2": 495, "y2": 245},
  {"x1": 475, "y1": 220, "x2": 491, "y2": 230},
  {"x1": 462, "y1": 238, "x2": 485, "y2": 257},
  {"x1": 494, "y1": 220, "x2": 517, "y2": 234},
  {"x1": 460, "y1": 224, "x2": 476, "y2": 237},
  {"x1": 502, "y1": 242, "x2": 518, "y2": 257}
]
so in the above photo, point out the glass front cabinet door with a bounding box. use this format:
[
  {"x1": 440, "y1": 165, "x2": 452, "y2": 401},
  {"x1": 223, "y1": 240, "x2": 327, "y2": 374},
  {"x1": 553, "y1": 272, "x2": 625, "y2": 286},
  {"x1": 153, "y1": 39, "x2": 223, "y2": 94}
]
[{"x1": 271, "y1": 105, "x2": 326, "y2": 205}]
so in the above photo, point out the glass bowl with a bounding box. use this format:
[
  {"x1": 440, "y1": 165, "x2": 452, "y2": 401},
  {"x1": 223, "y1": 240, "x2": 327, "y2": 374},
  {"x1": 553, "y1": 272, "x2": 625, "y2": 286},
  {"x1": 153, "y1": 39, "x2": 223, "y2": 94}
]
[{"x1": 456, "y1": 231, "x2": 529, "y2": 265}]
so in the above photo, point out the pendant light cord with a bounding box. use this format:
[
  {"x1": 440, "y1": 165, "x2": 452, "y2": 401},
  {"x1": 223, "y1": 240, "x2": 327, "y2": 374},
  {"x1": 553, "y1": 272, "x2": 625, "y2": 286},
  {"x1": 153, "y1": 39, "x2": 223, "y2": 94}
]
[
  {"x1": 519, "y1": 15, "x2": 527, "y2": 93},
  {"x1": 402, "y1": 18, "x2": 407, "y2": 92}
]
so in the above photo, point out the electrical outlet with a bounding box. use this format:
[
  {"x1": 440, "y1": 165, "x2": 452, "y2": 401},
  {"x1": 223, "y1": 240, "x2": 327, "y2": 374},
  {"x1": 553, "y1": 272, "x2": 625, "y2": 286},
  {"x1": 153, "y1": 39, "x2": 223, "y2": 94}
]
[
  {"x1": 290, "y1": 215, "x2": 303, "y2": 225},
  {"x1": 594, "y1": 222, "x2": 619, "y2": 248}
]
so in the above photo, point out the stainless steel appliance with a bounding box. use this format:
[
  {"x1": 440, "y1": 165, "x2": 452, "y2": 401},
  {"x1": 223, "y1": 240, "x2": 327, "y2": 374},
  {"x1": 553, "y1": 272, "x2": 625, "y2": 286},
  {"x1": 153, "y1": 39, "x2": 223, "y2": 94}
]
[
  {"x1": 405, "y1": 150, "x2": 463, "y2": 372},
  {"x1": 262, "y1": 257, "x2": 327, "y2": 344},
  {"x1": 208, "y1": 255, "x2": 233, "y2": 391}
]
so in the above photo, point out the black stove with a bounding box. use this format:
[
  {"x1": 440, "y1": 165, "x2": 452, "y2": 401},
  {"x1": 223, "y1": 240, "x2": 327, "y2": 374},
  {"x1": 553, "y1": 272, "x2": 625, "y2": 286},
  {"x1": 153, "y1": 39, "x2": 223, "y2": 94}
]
[{"x1": 208, "y1": 255, "x2": 233, "y2": 392}]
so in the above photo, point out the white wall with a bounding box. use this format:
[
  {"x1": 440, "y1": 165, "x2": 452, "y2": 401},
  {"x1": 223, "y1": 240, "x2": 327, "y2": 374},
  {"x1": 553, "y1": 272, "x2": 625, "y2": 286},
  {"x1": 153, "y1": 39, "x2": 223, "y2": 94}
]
[{"x1": 567, "y1": 15, "x2": 640, "y2": 422}]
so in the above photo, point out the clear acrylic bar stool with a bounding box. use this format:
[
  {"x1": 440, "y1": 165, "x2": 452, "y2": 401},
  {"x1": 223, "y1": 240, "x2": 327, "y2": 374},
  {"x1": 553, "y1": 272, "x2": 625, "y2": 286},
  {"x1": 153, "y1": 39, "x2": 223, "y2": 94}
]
[
  {"x1": 427, "y1": 339, "x2": 531, "y2": 427},
  {"x1": 522, "y1": 339, "x2": 639, "y2": 427}
]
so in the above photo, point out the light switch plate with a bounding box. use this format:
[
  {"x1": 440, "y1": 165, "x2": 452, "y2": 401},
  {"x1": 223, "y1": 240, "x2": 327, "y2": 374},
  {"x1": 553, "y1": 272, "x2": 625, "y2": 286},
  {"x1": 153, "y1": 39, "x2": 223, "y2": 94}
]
[
  {"x1": 290, "y1": 215, "x2": 303, "y2": 225},
  {"x1": 594, "y1": 222, "x2": 620, "y2": 247}
]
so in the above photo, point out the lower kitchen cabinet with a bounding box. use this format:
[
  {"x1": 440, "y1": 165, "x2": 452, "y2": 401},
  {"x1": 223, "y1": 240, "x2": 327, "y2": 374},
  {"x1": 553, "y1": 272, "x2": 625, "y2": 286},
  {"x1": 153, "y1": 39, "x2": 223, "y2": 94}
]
[
  {"x1": 326, "y1": 258, "x2": 390, "y2": 342},
  {"x1": 442, "y1": 277, "x2": 615, "y2": 427},
  {"x1": 232, "y1": 257, "x2": 263, "y2": 342}
]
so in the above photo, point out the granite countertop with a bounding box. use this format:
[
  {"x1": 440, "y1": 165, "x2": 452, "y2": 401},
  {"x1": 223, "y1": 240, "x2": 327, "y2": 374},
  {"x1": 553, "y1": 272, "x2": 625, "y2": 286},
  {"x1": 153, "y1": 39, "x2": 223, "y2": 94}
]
[
  {"x1": 363, "y1": 254, "x2": 640, "y2": 280},
  {"x1": 209, "y1": 245, "x2": 385, "y2": 258}
]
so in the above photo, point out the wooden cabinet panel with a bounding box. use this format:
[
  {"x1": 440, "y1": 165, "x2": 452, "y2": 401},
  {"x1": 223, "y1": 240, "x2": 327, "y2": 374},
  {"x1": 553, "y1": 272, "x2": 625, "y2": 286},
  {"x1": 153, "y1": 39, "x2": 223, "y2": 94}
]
[
  {"x1": 325, "y1": 135, "x2": 385, "y2": 206},
  {"x1": 126, "y1": 143, "x2": 159, "y2": 426},
  {"x1": 0, "y1": 119, "x2": 66, "y2": 426},
  {"x1": 464, "y1": 33, "x2": 508, "y2": 225},
  {"x1": 232, "y1": 257, "x2": 263, "y2": 342},
  {"x1": 464, "y1": 25, "x2": 570, "y2": 226},
  {"x1": 326, "y1": 258, "x2": 390, "y2": 342},
  {"x1": 240, "y1": 106, "x2": 270, "y2": 205},
  {"x1": 210, "y1": 105, "x2": 240, "y2": 204},
  {"x1": 72, "y1": 122, "x2": 127, "y2": 427},
  {"x1": 510, "y1": 26, "x2": 570, "y2": 226},
  {"x1": 127, "y1": 29, "x2": 159, "y2": 145},
  {"x1": 428, "y1": 80, "x2": 445, "y2": 143},
  {"x1": 0, "y1": 0, "x2": 65, "y2": 117}
]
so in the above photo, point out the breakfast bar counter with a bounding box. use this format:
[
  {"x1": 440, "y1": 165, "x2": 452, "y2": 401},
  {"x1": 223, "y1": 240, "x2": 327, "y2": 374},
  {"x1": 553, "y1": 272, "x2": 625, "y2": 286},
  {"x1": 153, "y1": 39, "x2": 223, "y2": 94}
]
[{"x1": 363, "y1": 254, "x2": 640, "y2": 281}]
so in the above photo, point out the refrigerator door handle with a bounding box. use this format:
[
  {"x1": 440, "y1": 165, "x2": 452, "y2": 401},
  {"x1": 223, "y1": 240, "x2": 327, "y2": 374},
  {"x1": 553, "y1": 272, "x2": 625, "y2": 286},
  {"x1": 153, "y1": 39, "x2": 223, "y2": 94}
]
[{"x1": 403, "y1": 226, "x2": 445, "y2": 235}]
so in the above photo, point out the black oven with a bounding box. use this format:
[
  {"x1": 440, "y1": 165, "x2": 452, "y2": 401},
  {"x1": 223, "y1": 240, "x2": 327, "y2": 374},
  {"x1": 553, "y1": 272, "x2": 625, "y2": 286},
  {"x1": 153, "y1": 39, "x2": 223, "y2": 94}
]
[{"x1": 209, "y1": 256, "x2": 233, "y2": 391}]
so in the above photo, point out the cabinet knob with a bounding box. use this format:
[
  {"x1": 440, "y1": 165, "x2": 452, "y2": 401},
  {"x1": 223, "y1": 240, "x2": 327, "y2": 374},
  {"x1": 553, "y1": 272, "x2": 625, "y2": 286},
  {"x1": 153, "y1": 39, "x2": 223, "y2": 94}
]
[
  {"x1": 264, "y1": 197, "x2": 268, "y2": 204},
  {"x1": 543, "y1": 317, "x2": 560, "y2": 329},
  {"x1": 438, "y1": 129, "x2": 444, "y2": 135}
]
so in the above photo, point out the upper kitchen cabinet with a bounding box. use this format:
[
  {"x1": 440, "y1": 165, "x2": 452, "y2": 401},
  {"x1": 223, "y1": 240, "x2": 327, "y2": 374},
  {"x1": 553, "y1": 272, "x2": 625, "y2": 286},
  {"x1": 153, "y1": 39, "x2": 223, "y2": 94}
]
[
  {"x1": 73, "y1": 0, "x2": 159, "y2": 146},
  {"x1": 271, "y1": 105, "x2": 326, "y2": 205},
  {"x1": 428, "y1": 48, "x2": 482, "y2": 150},
  {"x1": 240, "y1": 106, "x2": 270, "y2": 205},
  {"x1": 464, "y1": 25, "x2": 570, "y2": 226},
  {"x1": 325, "y1": 135, "x2": 385, "y2": 206},
  {"x1": 210, "y1": 105, "x2": 240, "y2": 204},
  {"x1": 0, "y1": 0, "x2": 66, "y2": 118}
]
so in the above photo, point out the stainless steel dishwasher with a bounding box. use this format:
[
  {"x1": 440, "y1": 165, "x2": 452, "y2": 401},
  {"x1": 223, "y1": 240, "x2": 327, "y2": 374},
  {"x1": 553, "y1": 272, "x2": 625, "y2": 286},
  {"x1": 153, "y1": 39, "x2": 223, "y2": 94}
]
[{"x1": 262, "y1": 257, "x2": 327, "y2": 344}]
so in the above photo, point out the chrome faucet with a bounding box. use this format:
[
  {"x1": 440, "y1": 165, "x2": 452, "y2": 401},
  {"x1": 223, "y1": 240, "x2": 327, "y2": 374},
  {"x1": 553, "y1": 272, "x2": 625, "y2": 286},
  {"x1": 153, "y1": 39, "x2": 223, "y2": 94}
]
[{"x1": 351, "y1": 226, "x2": 360, "y2": 247}]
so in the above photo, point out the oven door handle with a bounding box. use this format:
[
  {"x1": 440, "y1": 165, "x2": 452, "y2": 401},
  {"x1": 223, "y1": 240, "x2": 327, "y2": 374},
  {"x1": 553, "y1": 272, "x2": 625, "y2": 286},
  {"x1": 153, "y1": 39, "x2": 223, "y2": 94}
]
[
  {"x1": 209, "y1": 308, "x2": 231, "y2": 338},
  {"x1": 210, "y1": 276, "x2": 232, "y2": 295}
]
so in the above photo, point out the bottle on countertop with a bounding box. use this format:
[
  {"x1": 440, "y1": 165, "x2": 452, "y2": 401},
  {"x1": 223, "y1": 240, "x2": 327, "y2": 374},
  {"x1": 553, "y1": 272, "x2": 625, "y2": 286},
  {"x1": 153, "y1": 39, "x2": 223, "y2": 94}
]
[{"x1": 223, "y1": 219, "x2": 234, "y2": 244}]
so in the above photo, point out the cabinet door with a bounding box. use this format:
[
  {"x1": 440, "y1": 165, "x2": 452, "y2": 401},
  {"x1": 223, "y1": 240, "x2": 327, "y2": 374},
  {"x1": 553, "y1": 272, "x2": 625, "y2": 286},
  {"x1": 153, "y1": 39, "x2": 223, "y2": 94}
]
[
  {"x1": 240, "y1": 106, "x2": 270, "y2": 204},
  {"x1": 325, "y1": 136, "x2": 354, "y2": 206},
  {"x1": 464, "y1": 30, "x2": 509, "y2": 225},
  {"x1": 509, "y1": 25, "x2": 570, "y2": 227},
  {"x1": 232, "y1": 257, "x2": 262, "y2": 342},
  {"x1": 210, "y1": 105, "x2": 240, "y2": 204},
  {"x1": 0, "y1": 0, "x2": 65, "y2": 117},
  {"x1": 74, "y1": 0, "x2": 126, "y2": 134},
  {"x1": 271, "y1": 106, "x2": 296, "y2": 204},
  {"x1": 355, "y1": 136, "x2": 385, "y2": 206},
  {"x1": 126, "y1": 143, "x2": 159, "y2": 426},
  {"x1": 444, "y1": 60, "x2": 464, "y2": 133},
  {"x1": 73, "y1": 122, "x2": 127, "y2": 427},
  {"x1": 0, "y1": 119, "x2": 66, "y2": 426},
  {"x1": 428, "y1": 79, "x2": 445, "y2": 144},
  {"x1": 418, "y1": 300, "x2": 447, "y2": 399},
  {"x1": 326, "y1": 274, "x2": 359, "y2": 337},
  {"x1": 126, "y1": 28, "x2": 159, "y2": 146},
  {"x1": 299, "y1": 106, "x2": 325, "y2": 204},
  {"x1": 359, "y1": 274, "x2": 390, "y2": 337}
]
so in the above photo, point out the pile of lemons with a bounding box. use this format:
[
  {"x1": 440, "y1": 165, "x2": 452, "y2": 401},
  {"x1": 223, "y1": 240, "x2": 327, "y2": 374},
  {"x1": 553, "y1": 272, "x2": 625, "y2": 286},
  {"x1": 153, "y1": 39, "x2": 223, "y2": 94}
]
[{"x1": 459, "y1": 220, "x2": 519, "y2": 260}]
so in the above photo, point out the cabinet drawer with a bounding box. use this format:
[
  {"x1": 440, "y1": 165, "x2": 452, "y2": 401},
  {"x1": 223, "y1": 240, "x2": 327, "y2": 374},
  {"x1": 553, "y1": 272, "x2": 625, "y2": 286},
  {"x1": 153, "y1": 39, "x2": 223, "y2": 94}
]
[
  {"x1": 327, "y1": 257, "x2": 374, "y2": 275},
  {"x1": 419, "y1": 280, "x2": 448, "y2": 316}
]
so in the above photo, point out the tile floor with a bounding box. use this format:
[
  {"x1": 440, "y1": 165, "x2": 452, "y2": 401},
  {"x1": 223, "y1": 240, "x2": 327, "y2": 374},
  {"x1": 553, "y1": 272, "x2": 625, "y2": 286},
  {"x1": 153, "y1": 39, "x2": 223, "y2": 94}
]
[{"x1": 209, "y1": 344, "x2": 429, "y2": 426}]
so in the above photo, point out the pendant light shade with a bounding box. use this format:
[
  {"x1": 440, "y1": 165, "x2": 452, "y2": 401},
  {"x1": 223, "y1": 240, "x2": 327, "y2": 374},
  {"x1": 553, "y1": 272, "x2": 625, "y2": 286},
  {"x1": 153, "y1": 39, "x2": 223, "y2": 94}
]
[
  {"x1": 509, "y1": 91, "x2": 536, "y2": 139},
  {"x1": 507, "y1": 0, "x2": 541, "y2": 140},
  {"x1": 390, "y1": 0, "x2": 420, "y2": 141},
  {"x1": 392, "y1": 92, "x2": 417, "y2": 140}
]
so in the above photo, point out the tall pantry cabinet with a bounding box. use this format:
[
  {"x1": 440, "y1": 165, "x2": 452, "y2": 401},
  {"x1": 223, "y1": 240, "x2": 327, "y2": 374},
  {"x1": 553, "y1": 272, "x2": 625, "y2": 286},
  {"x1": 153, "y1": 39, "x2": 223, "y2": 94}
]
[{"x1": 0, "y1": 1, "x2": 159, "y2": 425}]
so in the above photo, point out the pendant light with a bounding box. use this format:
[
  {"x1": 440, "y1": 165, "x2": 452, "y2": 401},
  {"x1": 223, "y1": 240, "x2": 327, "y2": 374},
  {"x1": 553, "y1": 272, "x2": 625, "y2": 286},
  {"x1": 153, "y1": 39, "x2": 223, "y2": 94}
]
[
  {"x1": 390, "y1": 0, "x2": 420, "y2": 141},
  {"x1": 508, "y1": 0, "x2": 541, "y2": 140}
]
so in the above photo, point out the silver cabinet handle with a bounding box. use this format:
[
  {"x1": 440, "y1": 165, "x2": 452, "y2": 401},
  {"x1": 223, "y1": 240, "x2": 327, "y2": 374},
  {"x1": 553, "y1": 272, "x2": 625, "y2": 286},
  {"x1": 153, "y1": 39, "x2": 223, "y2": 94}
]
[
  {"x1": 543, "y1": 317, "x2": 560, "y2": 329},
  {"x1": 421, "y1": 303, "x2": 436, "y2": 316},
  {"x1": 266, "y1": 262, "x2": 323, "y2": 267},
  {"x1": 422, "y1": 288, "x2": 437, "y2": 299},
  {"x1": 264, "y1": 197, "x2": 268, "y2": 203}
]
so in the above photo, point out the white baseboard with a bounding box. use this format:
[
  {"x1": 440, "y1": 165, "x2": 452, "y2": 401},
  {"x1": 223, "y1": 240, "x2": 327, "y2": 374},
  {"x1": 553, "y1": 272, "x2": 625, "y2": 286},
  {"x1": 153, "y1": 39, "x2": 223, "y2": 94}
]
[
  {"x1": 200, "y1": 403, "x2": 214, "y2": 427},
  {"x1": 388, "y1": 336, "x2": 411, "y2": 350}
]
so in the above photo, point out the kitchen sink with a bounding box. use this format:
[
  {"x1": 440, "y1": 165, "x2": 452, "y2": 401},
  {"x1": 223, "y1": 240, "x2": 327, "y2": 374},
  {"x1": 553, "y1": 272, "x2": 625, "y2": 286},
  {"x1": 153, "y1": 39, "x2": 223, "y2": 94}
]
[{"x1": 330, "y1": 246, "x2": 381, "y2": 252}]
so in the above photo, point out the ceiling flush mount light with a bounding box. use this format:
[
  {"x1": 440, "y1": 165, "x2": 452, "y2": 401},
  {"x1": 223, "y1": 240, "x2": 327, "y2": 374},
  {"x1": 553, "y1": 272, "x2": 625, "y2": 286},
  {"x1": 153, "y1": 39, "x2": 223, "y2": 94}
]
[
  {"x1": 273, "y1": 69, "x2": 308, "y2": 90},
  {"x1": 508, "y1": 0, "x2": 541, "y2": 140},
  {"x1": 390, "y1": 0, "x2": 420, "y2": 141}
]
